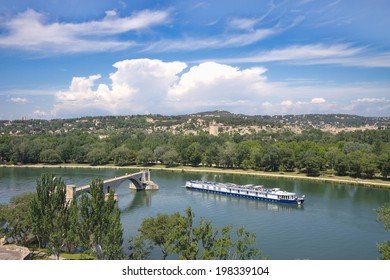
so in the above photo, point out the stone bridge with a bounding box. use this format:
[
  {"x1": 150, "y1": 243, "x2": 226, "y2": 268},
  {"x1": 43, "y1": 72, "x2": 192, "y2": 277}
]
[{"x1": 65, "y1": 169, "x2": 158, "y2": 203}]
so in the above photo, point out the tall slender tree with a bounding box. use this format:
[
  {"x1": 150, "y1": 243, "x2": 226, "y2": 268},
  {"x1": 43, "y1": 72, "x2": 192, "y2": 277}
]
[
  {"x1": 76, "y1": 178, "x2": 124, "y2": 259},
  {"x1": 29, "y1": 174, "x2": 69, "y2": 259}
]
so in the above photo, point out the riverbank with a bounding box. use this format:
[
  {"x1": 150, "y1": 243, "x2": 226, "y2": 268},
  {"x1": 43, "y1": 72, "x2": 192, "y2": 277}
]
[{"x1": 2, "y1": 163, "x2": 390, "y2": 189}]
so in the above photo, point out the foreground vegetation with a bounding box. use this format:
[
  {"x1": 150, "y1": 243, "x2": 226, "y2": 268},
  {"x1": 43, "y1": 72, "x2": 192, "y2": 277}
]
[
  {"x1": 128, "y1": 208, "x2": 262, "y2": 260},
  {"x1": 377, "y1": 202, "x2": 390, "y2": 260},
  {"x1": 0, "y1": 174, "x2": 124, "y2": 260}
]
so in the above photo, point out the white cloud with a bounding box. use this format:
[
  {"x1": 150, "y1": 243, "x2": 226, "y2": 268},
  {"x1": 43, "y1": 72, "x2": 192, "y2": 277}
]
[
  {"x1": 49, "y1": 59, "x2": 390, "y2": 118},
  {"x1": 355, "y1": 97, "x2": 389, "y2": 103},
  {"x1": 144, "y1": 27, "x2": 277, "y2": 52},
  {"x1": 215, "y1": 43, "x2": 390, "y2": 68},
  {"x1": 31, "y1": 109, "x2": 50, "y2": 118},
  {"x1": 0, "y1": 9, "x2": 170, "y2": 53},
  {"x1": 217, "y1": 43, "x2": 362, "y2": 63},
  {"x1": 166, "y1": 62, "x2": 269, "y2": 112},
  {"x1": 52, "y1": 59, "x2": 187, "y2": 116},
  {"x1": 311, "y1": 97, "x2": 326, "y2": 104},
  {"x1": 10, "y1": 97, "x2": 28, "y2": 104},
  {"x1": 228, "y1": 17, "x2": 259, "y2": 30}
]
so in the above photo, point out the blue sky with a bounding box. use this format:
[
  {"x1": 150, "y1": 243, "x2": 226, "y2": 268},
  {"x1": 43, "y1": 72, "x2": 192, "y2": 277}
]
[{"x1": 0, "y1": 0, "x2": 389, "y2": 119}]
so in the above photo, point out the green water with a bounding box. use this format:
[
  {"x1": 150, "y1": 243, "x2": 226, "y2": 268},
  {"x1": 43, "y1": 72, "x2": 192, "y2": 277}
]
[{"x1": 1, "y1": 167, "x2": 389, "y2": 260}]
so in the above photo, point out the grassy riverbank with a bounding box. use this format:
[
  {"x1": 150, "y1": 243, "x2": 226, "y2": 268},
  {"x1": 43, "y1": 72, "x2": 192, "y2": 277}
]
[{"x1": 2, "y1": 163, "x2": 390, "y2": 189}]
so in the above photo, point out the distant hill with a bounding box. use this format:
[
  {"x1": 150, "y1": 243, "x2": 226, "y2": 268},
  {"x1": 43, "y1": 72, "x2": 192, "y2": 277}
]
[{"x1": 1, "y1": 111, "x2": 389, "y2": 136}]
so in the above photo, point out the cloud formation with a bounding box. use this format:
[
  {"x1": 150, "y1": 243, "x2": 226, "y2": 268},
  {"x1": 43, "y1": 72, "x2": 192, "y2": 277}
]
[
  {"x1": 215, "y1": 44, "x2": 390, "y2": 68},
  {"x1": 10, "y1": 97, "x2": 28, "y2": 104},
  {"x1": 0, "y1": 9, "x2": 170, "y2": 53},
  {"x1": 50, "y1": 59, "x2": 390, "y2": 118}
]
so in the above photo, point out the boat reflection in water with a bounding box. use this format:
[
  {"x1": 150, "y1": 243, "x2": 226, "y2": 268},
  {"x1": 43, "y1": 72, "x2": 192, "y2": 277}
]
[{"x1": 191, "y1": 189, "x2": 304, "y2": 212}]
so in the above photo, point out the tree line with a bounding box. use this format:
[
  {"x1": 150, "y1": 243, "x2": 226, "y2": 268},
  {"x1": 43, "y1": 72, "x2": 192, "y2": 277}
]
[{"x1": 1, "y1": 128, "x2": 390, "y2": 179}]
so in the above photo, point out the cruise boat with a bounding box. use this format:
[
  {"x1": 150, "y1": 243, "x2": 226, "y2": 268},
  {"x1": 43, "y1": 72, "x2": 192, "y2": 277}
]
[{"x1": 185, "y1": 180, "x2": 305, "y2": 205}]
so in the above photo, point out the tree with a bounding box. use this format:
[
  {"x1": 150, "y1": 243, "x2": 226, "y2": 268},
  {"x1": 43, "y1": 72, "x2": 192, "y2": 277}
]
[
  {"x1": 162, "y1": 149, "x2": 179, "y2": 167},
  {"x1": 29, "y1": 174, "x2": 69, "y2": 260},
  {"x1": 219, "y1": 142, "x2": 237, "y2": 168},
  {"x1": 377, "y1": 202, "x2": 390, "y2": 260},
  {"x1": 75, "y1": 178, "x2": 124, "y2": 259},
  {"x1": 128, "y1": 207, "x2": 262, "y2": 260},
  {"x1": 335, "y1": 153, "x2": 349, "y2": 176},
  {"x1": 325, "y1": 147, "x2": 339, "y2": 175},
  {"x1": 136, "y1": 147, "x2": 154, "y2": 165},
  {"x1": 378, "y1": 151, "x2": 390, "y2": 178},
  {"x1": 348, "y1": 151, "x2": 364, "y2": 177},
  {"x1": 261, "y1": 146, "x2": 281, "y2": 172},
  {"x1": 110, "y1": 145, "x2": 136, "y2": 166},
  {"x1": 298, "y1": 149, "x2": 324, "y2": 176},
  {"x1": 40, "y1": 149, "x2": 62, "y2": 164},
  {"x1": 0, "y1": 192, "x2": 35, "y2": 246},
  {"x1": 137, "y1": 213, "x2": 180, "y2": 259},
  {"x1": 186, "y1": 142, "x2": 203, "y2": 166},
  {"x1": 86, "y1": 147, "x2": 108, "y2": 166}
]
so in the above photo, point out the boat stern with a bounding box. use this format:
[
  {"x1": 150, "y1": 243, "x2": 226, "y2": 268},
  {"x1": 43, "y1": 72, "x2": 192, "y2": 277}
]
[{"x1": 297, "y1": 195, "x2": 305, "y2": 205}]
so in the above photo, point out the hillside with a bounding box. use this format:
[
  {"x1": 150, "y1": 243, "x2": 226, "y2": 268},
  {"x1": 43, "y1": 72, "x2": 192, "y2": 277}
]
[{"x1": 1, "y1": 111, "x2": 389, "y2": 136}]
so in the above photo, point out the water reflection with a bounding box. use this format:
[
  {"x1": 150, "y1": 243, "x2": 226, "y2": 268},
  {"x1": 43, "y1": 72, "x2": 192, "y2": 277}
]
[
  {"x1": 188, "y1": 190, "x2": 304, "y2": 213},
  {"x1": 119, "y1": 190, "x2": 156, "y2": 213}
]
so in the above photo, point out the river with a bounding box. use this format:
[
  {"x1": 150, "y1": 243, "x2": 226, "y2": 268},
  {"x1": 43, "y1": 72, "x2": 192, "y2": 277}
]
[{"x1": 1, "y1": 167, "x2": 389, "y2": 260}]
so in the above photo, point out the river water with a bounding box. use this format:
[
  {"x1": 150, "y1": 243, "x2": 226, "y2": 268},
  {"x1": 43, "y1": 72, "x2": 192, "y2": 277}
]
[{"x1": 1, "y1": 167, "x2": 389, "y2": 260}]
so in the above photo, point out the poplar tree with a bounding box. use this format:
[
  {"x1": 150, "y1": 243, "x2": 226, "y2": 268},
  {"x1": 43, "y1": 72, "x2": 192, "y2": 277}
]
[
  {"x1": 30, "y1": 174, "x2": 69, "y2": 259},
  {"x1": 77, "y1": 178, "x2": 124, "y2": 259}
]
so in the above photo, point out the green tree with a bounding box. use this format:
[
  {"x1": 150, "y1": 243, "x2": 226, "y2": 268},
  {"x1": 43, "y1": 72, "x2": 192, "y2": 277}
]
[
  {"x1": 110, "y1": 145, "x2": 136, "y2": 166},
  {"x1": 40, "y1": 149, "x2": 62, "y2": 164},
  {"x1": 298, "y1": 149, "x2": 324, "y2": 176},
  {"x1": 335, "y1": 153, "x2": 349, "y2": 176},
  {"x1": 162, "y1": 149, "x2": 179, "y2": 167},
  {"x1": 137, "y1": 213, "x2": 180, "y2": 259},
  {"x1": 76, "y1": 178, "x2": 124, "y2": 259},
  {"x1": 325, "y1": 147, "x2": 339, "y2": 175},
  {"x1": 29, "y1": 174, "x2": 69, "y2": 260},
  {"x1": 377, "y1": 202, "x2": 390, "y2": 260},
  {"x1": 136, "y1": 147, "x2": 154, "y2": 165},
  {"x1": 361, "y1": 153, "x2": 378, "y2": 179},
  {"x1": 0, "y1": 192, "x2": 35, "y2": 246},
  {"x1": 378, "y1": 151, "x2": 390, "y2": 178},
  {"x1": 86, "y1": 147, "x2": 108, "y2": 166},
  {"x1": 348, "y1": 151, "x2": 364, "y2": 177},
  {"x1": 219, "y1": 142, "x2": 237, "y2": 168},
  {"x1": 128, "y1": 208, "x2": 262, "y2": 260},
  {"x1": 186, "y1": 142, "x2": 203, "y2": 166},
  {"x1": 261, "y1": 146, "x2": 281, "y2": 172}
]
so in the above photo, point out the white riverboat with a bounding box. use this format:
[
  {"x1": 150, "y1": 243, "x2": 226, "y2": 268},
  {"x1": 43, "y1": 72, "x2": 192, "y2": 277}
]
[{"x1": 185, "y1": 180, "x2": 305, "y2": 205}]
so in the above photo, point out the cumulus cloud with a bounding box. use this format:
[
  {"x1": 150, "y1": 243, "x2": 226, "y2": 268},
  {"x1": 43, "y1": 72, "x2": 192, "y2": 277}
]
[
  {"x1": 53, "y1": 59, "x2": 187, "y2": 116},
  {"x1": 0, "y1": 9, "x2": 170, "y2": 53},
  {"x1": 52, "y1": 59, "x2": 271, "y2": 116},
  {"x1": 50, "y1": 58, "x2": 390, "y2": 118}
]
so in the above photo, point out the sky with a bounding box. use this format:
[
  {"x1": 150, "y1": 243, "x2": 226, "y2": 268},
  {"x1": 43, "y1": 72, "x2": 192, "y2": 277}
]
[{"x1": 0, "y1": 0, "x2": 389, "y2": 120}]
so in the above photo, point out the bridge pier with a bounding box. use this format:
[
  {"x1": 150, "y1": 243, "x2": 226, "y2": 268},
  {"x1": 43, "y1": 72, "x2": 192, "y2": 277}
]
[{"x1": 66, "y1": 185, "x2": 76, "y2": 204}]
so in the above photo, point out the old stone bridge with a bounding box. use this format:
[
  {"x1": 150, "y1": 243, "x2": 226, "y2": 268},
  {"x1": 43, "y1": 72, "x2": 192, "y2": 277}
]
[{"x1": 65, "y1": 169, "x2": 158, "y2": 203}]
